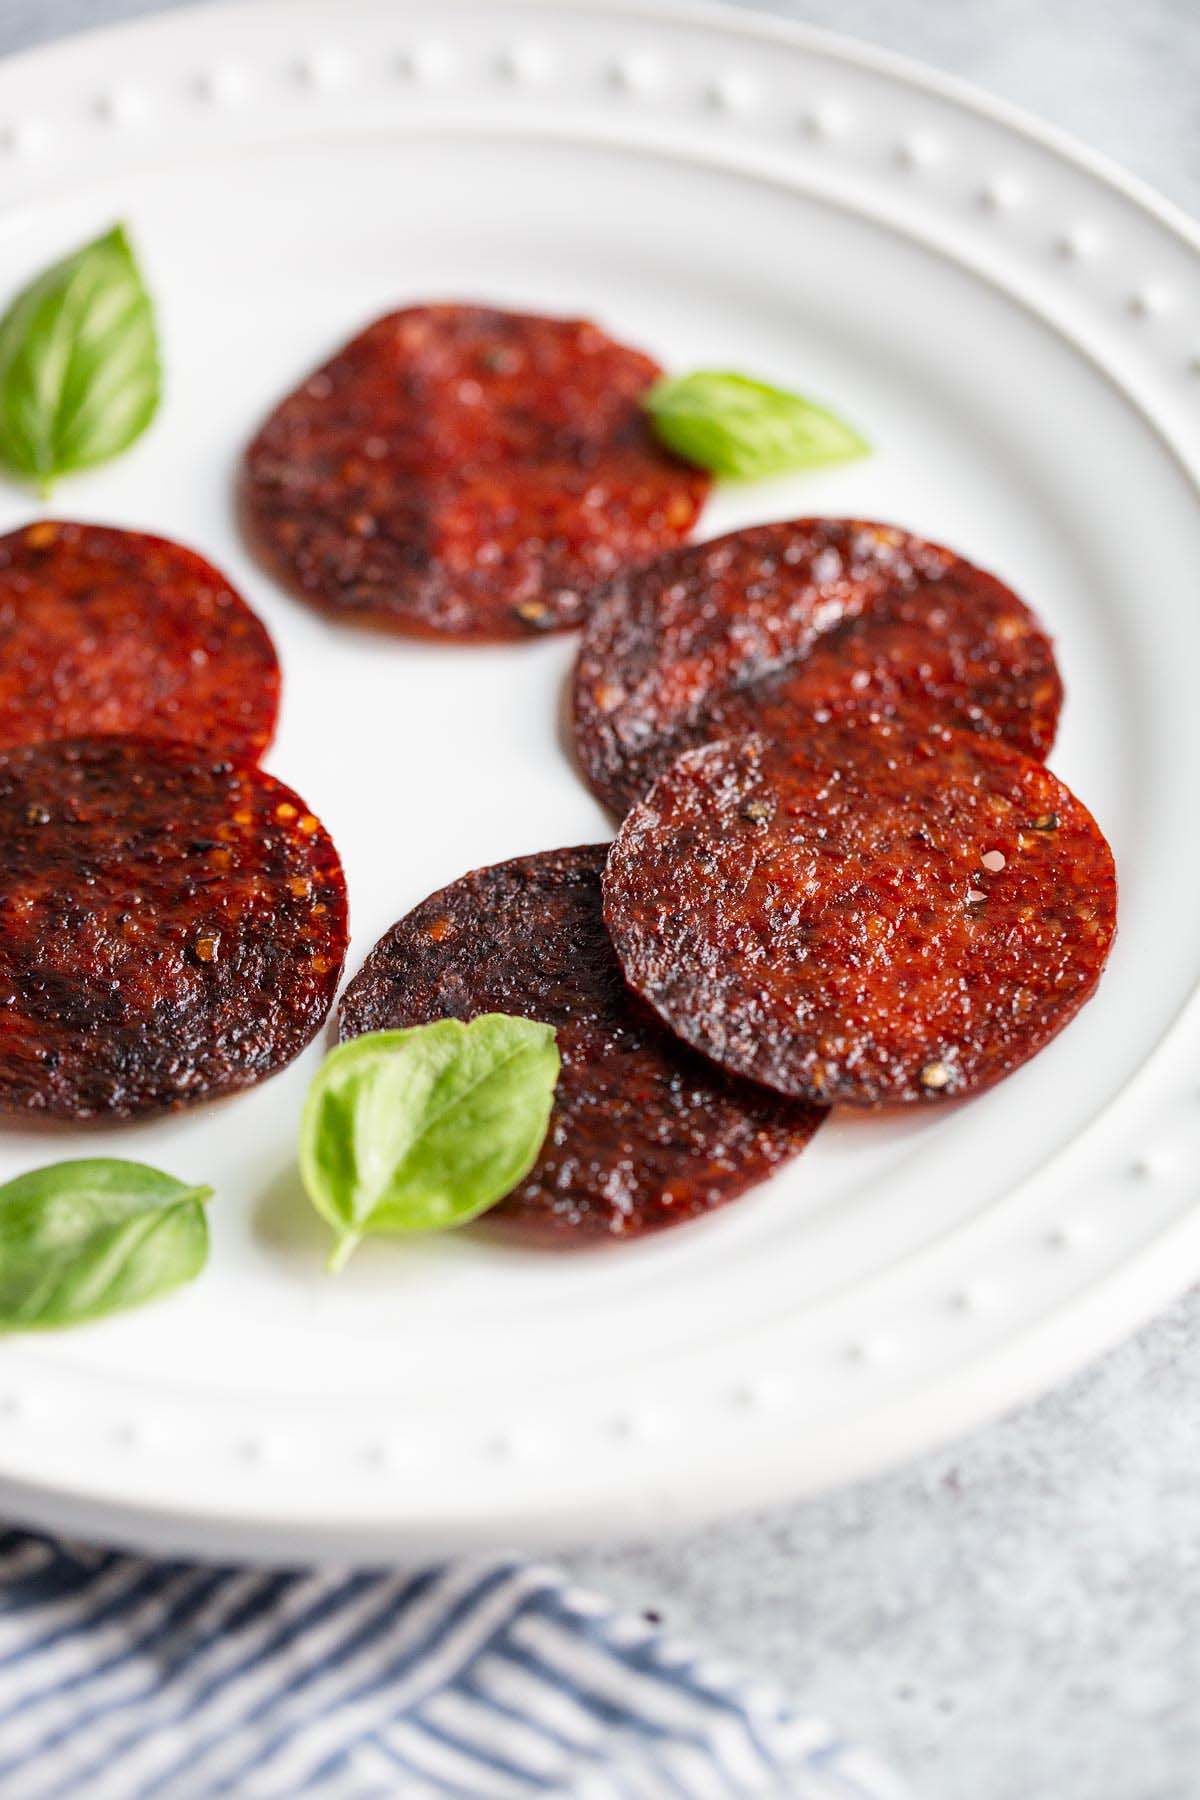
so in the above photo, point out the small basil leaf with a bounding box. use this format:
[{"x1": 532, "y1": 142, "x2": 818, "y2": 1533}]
[
  {"x1": 0, "y1": 223, "x2": 161, "y2": 494},
  {"x1": 0, "y1": 1158, "x2": 210, "y2": 1331},
  {"x1": 301, "y1": 1016, "x2": 560, "y2": 1268},
  {"x1": 644, "y1": 370, "x2": 869, "y2": 480}
]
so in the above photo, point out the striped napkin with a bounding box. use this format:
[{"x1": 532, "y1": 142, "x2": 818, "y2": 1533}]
[{"x1": 0, "y1": 1531, "x2": 905, "y2": 1797}]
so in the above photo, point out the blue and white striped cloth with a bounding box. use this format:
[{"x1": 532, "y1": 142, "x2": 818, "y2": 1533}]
[{"x1": 0, "y1": 1531, "x2": 905, "y2": 1797}]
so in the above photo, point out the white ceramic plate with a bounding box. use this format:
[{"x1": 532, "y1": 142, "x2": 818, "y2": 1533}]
[{"x1": 0, "y1": 0, "x2": 1198, "y2": 1563}]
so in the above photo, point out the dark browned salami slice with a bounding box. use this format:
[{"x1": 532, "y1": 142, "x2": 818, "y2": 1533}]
[
  {"x1": 0, "y1": 521, "x2": 279, "y2": 759},
  {"x1": 603, "y1": 716, "x2": 1116, "y2": 1107},
  {"x1": 0, "y1": 737, "x2": 348, "y2": 1120},
  {"x1": 241, "y1": 305, "x2": 709, "y2": 641},
  {"x1": 338, "y1": 846, "x2": 823, "y2": 1242},
  {"x1": 574, "y1": 519, "x2": 1062, "y2": 815}
]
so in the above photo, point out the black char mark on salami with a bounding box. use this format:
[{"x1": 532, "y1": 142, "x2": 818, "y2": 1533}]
[
  {"x1": 337, "y1": 845, "x2": 823, "y2": 1242},
  {"x1": 574, "y1": 519, "x2": 1063, "y2": 816},
  {"x1": 0, "y1": 737, "x2": 348, "y2": 1120},
  {"x1": 602, "y1": 715, "x2": 1116, "y2": 1107},
  {"x1": 241, "y1": 304, "x2": 710, "y2": 642},
  {"x1": 0, "y1": 521, "x2": 280, "y2": 760}
]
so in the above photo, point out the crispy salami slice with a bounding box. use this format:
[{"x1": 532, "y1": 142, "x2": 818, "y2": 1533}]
[
  {"x1": 574, "y1": 519, "x2": 1062, "y2": 815},
  {"x1": 241, "y1": 304, "x2": 709, "y2": 641},
  {"x1": 338, "y1": 846, "x2": 823, "y2": 1242},
  {"x1": 0, "y1": 521, "x2": 279, "y2": 759},
  {"x1": 0, "y1": 737, "x2": 347, "y2": 1120},
  {"x1": 603, "y1": 716, "x2": 1116, "y2": 1107}
]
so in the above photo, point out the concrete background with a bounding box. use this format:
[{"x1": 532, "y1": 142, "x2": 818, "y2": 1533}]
[{"x1": 2, "y1": 2, "x2": 1198, "y2": 1795}]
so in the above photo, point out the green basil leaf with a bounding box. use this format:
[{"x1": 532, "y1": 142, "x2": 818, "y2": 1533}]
[
  {"x1": 0, "y1": 1158, "x2": 210, "y2": 1331},
  {"x1": 644, "y1": 370, "x2": 869, "y2": 480},
  {"x1": 0, "y1": 223, "x2": 161, "y2": 494},
  {"x1": 301, "y1": 1016, "x2": 560, "y2": 1269}
]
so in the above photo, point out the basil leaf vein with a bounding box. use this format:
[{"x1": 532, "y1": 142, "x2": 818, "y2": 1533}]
[
  {"x1": 0, "y1": 1159, "x2": 210, "y2": 1331},
  {"x1": 0, "y1": 223, "x2": 161, "y2": 493},
  {"x1": 300, "y1": 1015, "x2": 561, "y2": 1268},
  {"x1": 644, "y1": 370, "x2": 868, "y2": 480}
]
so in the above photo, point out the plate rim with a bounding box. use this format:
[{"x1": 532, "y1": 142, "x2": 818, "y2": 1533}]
[{"x1": 4, "y1": 0, "x2": 1198, "y2": 255}]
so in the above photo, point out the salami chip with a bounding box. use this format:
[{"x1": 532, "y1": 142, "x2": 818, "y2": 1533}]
[
  {"x1": 574, "y1": 519, "x2": 1062, "y2": 815},
  {"x1": 603, "y1": 716, "x2": 1116, "y2": 1107},
  {"x1": 0, "y1": 522, "x2": 279, "y2": 759},
  {"x1": 241, "y1": 304, "x2": 709, "y2": 641},
  {"x1": 338, "y1": 847, "x2": 823, "y2": 1242},
  {"x1": 0, "y1": 737, "x2": 348, "y2": 1120}
]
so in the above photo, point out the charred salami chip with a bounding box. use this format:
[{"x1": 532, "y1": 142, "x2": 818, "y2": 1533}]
[
  {"x1": 338, "y1": 846, "x2": 823, "y2": 1242},
  {"x1": 0, "y1": 737, "x2": 347, "y2": 1120},
  {"x1": 241, "y1": 304, "x2": 709, "y2": 641},
  {"x1": 0, "y1": 521, "x2": 279, "y2": 759},
  {"x1": 603, "y1": 716, "x2": 1116, "y2": 1107},
  {"x1": 574, "y1": 519, "x2": 1062, "y2": 815}
]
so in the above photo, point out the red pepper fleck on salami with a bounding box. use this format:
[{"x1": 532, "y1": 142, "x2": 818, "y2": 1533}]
[
  {"x1": 574, "y1": 519, "x2": 1062, "y2": 816},
  {"x1": 0, "y1": 736, "x2": 348, "y2": 1120},
  {"x1": 0, "y1": 522, "x2": 279, "y2": 760},
  {"x1": 602, "y1": 714, "x2": 1116, "y2": 1107},
  {"x1": 240, "y1": 304, "x2": 709, "y2": 641},
  {"x1": 338, "y1": 846, "x2": 823, "y2": 1242}
]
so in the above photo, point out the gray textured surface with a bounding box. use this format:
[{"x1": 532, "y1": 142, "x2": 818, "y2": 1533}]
[{"x1": 2, "y1": 2, "x2": 1199, "y2": 1796}]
